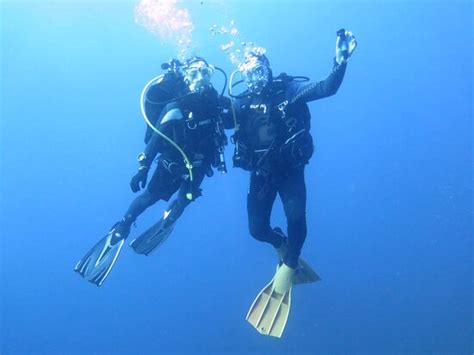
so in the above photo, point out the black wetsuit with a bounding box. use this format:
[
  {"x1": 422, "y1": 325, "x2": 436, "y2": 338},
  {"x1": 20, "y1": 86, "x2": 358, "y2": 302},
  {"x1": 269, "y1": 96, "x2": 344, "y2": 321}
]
[
  {"x1": 121, "y1": 81, "x2": 225, "y2": 230},
  {"x1": 229, "y1": 60, "x2": 347, "y2": 268}
]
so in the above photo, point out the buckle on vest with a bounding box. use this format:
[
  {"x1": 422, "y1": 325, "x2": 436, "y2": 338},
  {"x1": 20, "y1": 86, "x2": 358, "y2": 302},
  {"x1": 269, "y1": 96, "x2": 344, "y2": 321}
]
[
  {"x1": 277, "y1": 100, "x2": 288, "y2": 112},
  {"x1": 187, "y1": 120, "x2": 197, "y2": 129}
]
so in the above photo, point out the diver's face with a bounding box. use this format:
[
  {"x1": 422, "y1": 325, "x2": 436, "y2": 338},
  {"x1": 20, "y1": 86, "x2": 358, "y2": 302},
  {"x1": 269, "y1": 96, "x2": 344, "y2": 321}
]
[
  {"x1": 244, "y1": 63, "x2": 271, "y2": 95},
  {"x1": 184, "y1": 61, "x2": 213, "y2": 92}
]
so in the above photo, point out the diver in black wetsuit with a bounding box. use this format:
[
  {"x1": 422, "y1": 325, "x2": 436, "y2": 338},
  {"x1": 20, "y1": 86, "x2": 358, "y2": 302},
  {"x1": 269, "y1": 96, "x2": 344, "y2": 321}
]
[
  {"x1": 229, "y1": 29, "x2": 358, "y2": 337},
  {"x1": 126, "y1": 58, "x2": 228, "y2": 251},
  {"x1": 75, "y1": 57, "x2": 228, "y2": 286}
]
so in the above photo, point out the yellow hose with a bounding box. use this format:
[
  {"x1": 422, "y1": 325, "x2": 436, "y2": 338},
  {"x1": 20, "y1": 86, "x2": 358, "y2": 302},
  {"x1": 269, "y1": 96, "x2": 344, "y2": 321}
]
[
  {"x1": 228, "y1": 70, "x2": 240, "y2": 132},
  {"x1": 140, "y1": 75, "x2": 194, "y2": 200}
]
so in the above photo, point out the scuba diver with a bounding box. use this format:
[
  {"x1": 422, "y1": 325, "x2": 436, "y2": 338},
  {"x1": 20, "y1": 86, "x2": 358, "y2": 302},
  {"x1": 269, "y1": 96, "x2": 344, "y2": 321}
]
[
  {"x1": 226, "y1": 29, "x2": 357, "y2": 337},
  {"x1": 75, "y1": 57, "x2": 229, "y2": 286}
]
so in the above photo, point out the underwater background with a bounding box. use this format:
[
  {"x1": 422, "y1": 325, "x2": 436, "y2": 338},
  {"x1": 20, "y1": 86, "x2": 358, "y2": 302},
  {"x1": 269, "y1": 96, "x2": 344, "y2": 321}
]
[{"x1": 1, "y1": 1, "x2": 472, "y2": 354}]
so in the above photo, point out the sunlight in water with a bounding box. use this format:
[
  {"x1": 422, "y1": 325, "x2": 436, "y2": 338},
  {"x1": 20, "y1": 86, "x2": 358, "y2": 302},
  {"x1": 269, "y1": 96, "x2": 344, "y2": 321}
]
[
  {"x1": 135, "y1": 0, "x2": 194, "y2": 59},
  {"x1": 211, "y1": 20, "x2": 266, "y2": 71}
]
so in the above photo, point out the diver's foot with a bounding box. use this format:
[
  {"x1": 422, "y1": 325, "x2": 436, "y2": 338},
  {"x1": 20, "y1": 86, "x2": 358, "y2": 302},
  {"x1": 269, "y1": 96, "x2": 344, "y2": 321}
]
[
  {"x1": 109, "y1": 221, "x2": 131, "y2": 245},
  {"x1": 293, "y1": 258, "x2": 321, "y2": 284},
  {"x1": 272, "y1": 230, "x2": 320, "y2": 285},
  {"x1": 273, "y1": 263, "x2": 296, "y2": 295}
]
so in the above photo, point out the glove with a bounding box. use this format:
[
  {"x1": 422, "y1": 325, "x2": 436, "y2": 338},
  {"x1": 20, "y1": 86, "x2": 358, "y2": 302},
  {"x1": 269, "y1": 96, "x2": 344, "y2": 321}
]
[
  {"x1": 335, "y1": 29, "x2": 357, "y2": 65},
  {"x1": 130, "y1": 167, "x2": 148, "y2": 193}
]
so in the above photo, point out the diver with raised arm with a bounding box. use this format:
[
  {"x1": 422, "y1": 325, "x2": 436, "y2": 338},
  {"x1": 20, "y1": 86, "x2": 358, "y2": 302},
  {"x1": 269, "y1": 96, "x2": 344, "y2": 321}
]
[
  {"x1": 226, "y1": 30, "x2": 357, "y2": 337},
  {"x1": 75, "y1": 57, "x2": 229, "y2": 286}
]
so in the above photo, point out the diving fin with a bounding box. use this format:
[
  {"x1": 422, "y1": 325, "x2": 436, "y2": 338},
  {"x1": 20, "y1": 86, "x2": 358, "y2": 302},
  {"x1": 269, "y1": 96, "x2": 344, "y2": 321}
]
[
  {"x1": 293, "y1": 258, "x2": 321, "y2": 284},
  {"x1": 274, "y1": 229, "x2": 320, "y2": 285},
  {"x1": 246, "y1": 264, "x2": 295, "y2": 338},
  {"x1": 129, "y1": 215, "x2": 175, "y2": 256},
  {"x1": 74, "y1": 222, "x2": 128, "y2": 287}
]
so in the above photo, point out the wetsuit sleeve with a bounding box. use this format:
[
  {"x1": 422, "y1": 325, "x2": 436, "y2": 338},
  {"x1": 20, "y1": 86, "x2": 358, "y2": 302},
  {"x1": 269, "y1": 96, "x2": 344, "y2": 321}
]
[
  {"x1": 290, "y1": 59, "x2": 347, "y2": 103},
  {"x1": 141, "y1": 133, "x2": 161, "y2": 168}
]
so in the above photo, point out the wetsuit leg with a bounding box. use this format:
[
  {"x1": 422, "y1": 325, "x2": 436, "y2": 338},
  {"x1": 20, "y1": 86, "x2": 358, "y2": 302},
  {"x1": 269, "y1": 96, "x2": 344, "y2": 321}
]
[
  {"x1": 247, "y1": 172, "x2": 285, "y2": 248},
  {"x1": 160, "y1": 165, "x2": 208, "y2": 228},
  {"x1": 122, "y1": 189, "x2": 161, "y2": 226},
  {"x1": 277, "y1": 167, "x2": 307, "y2": 268},
  {"x1": 121, "y1": 159, "x2": 180, "y2": 227}
]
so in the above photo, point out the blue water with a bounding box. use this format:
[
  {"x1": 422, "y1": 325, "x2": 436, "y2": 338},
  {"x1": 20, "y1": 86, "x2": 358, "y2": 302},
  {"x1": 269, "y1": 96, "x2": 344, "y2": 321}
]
[{"x1": 1, "y1": 1, "x2": 472, "y2": 354}]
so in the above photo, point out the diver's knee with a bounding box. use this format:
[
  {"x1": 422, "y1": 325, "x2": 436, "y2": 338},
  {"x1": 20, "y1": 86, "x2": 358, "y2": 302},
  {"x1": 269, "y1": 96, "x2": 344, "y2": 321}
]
[
  {"x1": 248, "y1": 222, "x2": 268, "y2": 242},
  {"x1": 142, "y1": 189, "x2": 160, "y2": 205}
]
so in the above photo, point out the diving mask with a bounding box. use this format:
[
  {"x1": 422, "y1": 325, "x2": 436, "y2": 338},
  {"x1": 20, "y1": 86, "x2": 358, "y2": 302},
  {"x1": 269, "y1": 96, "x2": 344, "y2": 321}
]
[
  {"x1": 183, "y1": 59, "x2": 214, "y2": 93},
  {"x1": 241, "y1": 54, "x2": 271, "y2": 94}
]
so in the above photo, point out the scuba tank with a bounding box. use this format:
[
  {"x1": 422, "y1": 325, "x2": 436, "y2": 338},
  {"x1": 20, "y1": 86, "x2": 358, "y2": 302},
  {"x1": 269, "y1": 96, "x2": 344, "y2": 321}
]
[{"x1": 143, "y1": 71, "x2": 186, "y2": 144}]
